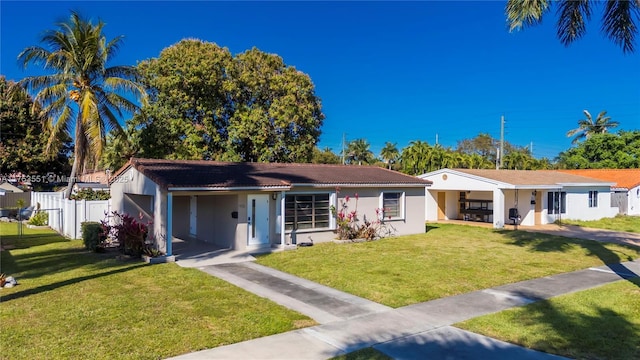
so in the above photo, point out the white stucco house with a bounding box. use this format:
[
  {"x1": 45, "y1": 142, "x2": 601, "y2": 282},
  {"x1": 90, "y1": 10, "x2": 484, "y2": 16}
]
[
  {"x1": 418, "y1": 169, "x2": 618, "y2": 228},
  {"x1": 110, "y1": 158, "x2": 432, "y2": 256},
  {"x1": 558, "y1": 169, "x2": 640, "y2": 216}
]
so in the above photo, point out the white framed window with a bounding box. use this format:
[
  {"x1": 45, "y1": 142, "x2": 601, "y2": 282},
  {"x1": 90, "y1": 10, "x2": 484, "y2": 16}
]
[
  {"x1": 379, "y1": 191, "x2": 405, "y2": 220},
  {"x1": 588, "y1": 191, "x2": 598, "y2": 208}
]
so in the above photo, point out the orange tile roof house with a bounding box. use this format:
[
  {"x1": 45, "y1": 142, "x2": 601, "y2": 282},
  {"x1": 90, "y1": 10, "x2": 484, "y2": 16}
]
[
  {"x1": 419, "y1": 169, "x2": 618, "y2": 228},
  {"x1": 110, "y1": 158, "x2": 432, "y2": 259},
  {"x1": 558, "y1": 169, "x2": 640, "y2": 216}
]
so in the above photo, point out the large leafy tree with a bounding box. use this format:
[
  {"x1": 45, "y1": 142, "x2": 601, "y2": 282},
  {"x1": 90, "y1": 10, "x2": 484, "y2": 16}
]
[
  {"x1": 0, "y1": 76, "x2": 71, "y2": 182},
  {"x1": 506, "y1": 0, "x2": 640, "y2": 53},
  {"x1": 311, "y1": 147, "x2": 341, "y2": 164},
  {"x1": 557, "y1": 130, "x2": 640, "y2": 168},
  {"x1": 566, "y1": 110, "x2": 619, "y2": 144},
  {"x1": 17, "y1": 12, "x2": 146, "y2": 198},
  {"x1": 130, "y1": 40, "x2": 324, "y2": 163}
]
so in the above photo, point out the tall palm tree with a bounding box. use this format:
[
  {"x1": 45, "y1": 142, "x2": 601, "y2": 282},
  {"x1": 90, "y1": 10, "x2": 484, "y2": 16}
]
[
  {"x1": 380, "y1": 142, "x2": 399, "y2": 169},
  {"x1": 567, "y1": 110, "x2": 619, "y2": 144},
  {"x1": 345, "y1": 138, "x2": 373, "y2": 165},
  {"x1": 17, "y1": 12, "x2": 146, "y2": 198},
  {"x1": 400, "y1": 140, "x2": 432, "y2": 175},
  {"x1": 506, "y1": 0, "x2": 640, "y2": 53}
]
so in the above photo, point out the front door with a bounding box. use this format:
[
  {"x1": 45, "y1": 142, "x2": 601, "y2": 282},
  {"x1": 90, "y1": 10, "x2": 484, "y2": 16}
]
[
  {"x1": 534, "y1": 191, "x2": 542, "y2": 225},
  {"x1": 437, "y1": 192, "x2": 446, "y2": 220},
  {"x1": 247, "y1": 194, "x2": 269, "y2": 246}
]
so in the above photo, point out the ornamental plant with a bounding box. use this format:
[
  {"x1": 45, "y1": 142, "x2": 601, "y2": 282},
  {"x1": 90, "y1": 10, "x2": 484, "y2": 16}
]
[
  {"x1": 330, "y1": 192, "x2": 395, "y2": 241},
  {"x1": 101, "y1": 211, "x2": 154, "y2": 257}
]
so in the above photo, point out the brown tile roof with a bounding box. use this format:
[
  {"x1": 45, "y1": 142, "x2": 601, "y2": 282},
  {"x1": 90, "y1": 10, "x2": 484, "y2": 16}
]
[
  {"x1": 116, "y1": 158, "x2": 432, "y2": 189},
  {"x1": 452, "y1": 169, "x2": 614, "y2": 186},
  {"x1": 557, "y1": 169, "x2": 640, "y2": 189}
]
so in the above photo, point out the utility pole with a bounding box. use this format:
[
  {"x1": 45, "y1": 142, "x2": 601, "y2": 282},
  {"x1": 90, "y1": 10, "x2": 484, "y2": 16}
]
[
  {"x1": 499, "y1": 115, "x2": 504, "y2": 169},
  {"x1": 435, "y1": 133, "x2": 438, "y2": 145},
  {"x1": 530, "y1": 141, "x2": 533, "y2": 156},
  {"x1": 341, "y1": 133, "x2": 345, "y2": 165}
]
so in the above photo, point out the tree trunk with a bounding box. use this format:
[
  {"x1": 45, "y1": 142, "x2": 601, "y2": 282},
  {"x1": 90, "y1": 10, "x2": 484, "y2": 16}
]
[{"x1": 64, "y1": 117, "x2": 83, "y2": 199}]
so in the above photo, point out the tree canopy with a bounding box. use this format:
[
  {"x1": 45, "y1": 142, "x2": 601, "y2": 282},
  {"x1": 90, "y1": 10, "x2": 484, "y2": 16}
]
[
  {"x1": 0, "y1": 76, "x2": 71, "y2": 181},
  {"x1": 557, "y1": 130, "x2": 640, "y2": 169},
  {"x1": 126, "y1": 39, "x2": 324, "y2": 164}
]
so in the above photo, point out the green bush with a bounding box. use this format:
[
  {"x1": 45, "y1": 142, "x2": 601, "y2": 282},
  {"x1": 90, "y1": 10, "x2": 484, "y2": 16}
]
[
  {"x1": 28, "y1": 211, "x2": 48, "y2": 226},
  {"x1": 70, "y1": 188, "x2": 111, "y2": 200},
  {"x1": 81, "y1": 222, "x2": 106, "y2": 252}
]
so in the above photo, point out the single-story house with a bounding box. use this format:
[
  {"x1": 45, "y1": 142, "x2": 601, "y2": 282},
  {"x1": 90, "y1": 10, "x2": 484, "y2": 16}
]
[
  {"x1": 418, "y1": 169, "x2": 618, "y2": 228},
  {"x1": 557, "y1": 169, "x2": 640, "y2": 216},
  {"x1": 110, "y1": 158, "x2": 432, "y2": 256}
]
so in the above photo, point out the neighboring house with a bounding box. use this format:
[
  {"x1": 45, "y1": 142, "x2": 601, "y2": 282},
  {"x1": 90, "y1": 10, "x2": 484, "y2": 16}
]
[
  {"x1": 557, "y1": 169, "x2": 640, "y2": 216},
  {"x1": 418, "y1": 169, "x2": 618, "y2": 228},
  {"x1": 0, "y1": 181, "x2": 24, "y2": 193},
  {"x1": 110, "y1": 158, "x2": 432, "y2": 256}
]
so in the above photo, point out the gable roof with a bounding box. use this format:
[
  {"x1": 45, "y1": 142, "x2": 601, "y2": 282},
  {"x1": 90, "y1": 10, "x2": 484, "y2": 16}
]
[
  {"x1": 557, "y1": 169, "x2": 640, "y2": 190},
  {"x1": 113, "y1": 158, "x2": 432, "y2": 190},
  {"x1": 423, "y1": 169, "x2": 613, "y2": 188}
]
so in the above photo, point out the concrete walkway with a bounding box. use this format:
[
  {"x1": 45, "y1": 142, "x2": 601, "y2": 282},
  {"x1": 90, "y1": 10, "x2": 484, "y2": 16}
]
[{"x1": 169, "y1": 259, "x2": 640, "y2": 360}]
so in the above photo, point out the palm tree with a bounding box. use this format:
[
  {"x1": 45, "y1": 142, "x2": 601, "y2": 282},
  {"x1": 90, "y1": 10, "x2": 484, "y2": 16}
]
[
  {"x1": 17, "y1": 12, "x2": 146, "y2": 198},
  {"x1": 400, "y1": 140, "x2": 432, "y2": 175},
  {"x1": 567, "y1": 110, "x2": 619, "y2": 144},
  {"x1": 345, "y1": 138, "x2": 373, "y2": 165},
  {"x1": 380, "y1": 142, "x2": 399, "y2": 169},
  {"x1": 506, "y1": 0, "x2": 640, "y2": 53}
]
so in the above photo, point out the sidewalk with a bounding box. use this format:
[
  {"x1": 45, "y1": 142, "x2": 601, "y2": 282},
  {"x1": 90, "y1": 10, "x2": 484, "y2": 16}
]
[{"x1": 169, "y1": 259, "x2": 640, "y2": 360}]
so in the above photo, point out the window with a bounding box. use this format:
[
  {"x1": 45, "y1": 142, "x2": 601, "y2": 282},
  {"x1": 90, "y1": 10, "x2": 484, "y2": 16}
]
[
  {"x1": 547, "y1": 191, "x2": 566, "y2": 214},
  {"x1": 381, "y1": 192, "x2": 404, "y2": 219},
  {"x1": 284, "y1": 194, "x2": 330, "y2": 230},
  {"x1": 589, "y1": 191, "x2": 598, "y2": 208}
]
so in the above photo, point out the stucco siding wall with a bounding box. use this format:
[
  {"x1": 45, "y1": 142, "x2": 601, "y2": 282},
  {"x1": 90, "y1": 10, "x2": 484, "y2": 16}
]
[
  {"x1": 629, "y1": 186, "x2": 640, "y2": 216},
  {"x1": 172, "y1": 196, "x2": 190, "y2": 239},
  {"x1": 196, "y1": 195, "x2": 238, "y2": 248}
]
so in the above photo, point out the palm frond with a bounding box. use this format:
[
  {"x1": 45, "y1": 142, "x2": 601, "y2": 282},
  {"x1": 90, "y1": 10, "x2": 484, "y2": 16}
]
[
  {"x1": 506, "y1": 0, "x2": 551, "y2": 31},
  {"x1": 556, "y1": 0, "x2": 591, "y2": 46},
  {"x1": 602, "y1": 0, "x2": 639, "y2": 53}
]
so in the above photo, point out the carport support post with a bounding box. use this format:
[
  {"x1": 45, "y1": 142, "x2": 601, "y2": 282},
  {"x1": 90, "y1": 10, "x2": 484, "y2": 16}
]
[
  {"x1": 166, "y1": 192, "x2": 173, "y2": 256},
  {"x1": 280, "y1": 191, "x2": 286, "y2": 246},
  {"x1": 493, "y1": 189, "x2": 505, "y2": 229}
]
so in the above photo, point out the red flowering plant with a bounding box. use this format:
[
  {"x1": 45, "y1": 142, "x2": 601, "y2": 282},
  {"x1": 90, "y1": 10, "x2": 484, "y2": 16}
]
[
  {"x1": 330, "y1": 191, "x2": 396, "y2": 241},
  {"x1": 101, "y1": 211, "x2": 157, "y2": 257}
]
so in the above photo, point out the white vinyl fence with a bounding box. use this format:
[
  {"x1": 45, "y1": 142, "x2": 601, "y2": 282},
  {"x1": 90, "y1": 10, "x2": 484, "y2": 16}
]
[{"x1": 31, "y1": 192, "x2": 111, "y2": 239}]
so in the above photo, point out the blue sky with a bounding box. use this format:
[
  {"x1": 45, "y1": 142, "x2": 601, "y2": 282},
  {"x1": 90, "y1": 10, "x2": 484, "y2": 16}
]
[{"x1": 2, "y1": 1, "x2": 639, "y2": 160}]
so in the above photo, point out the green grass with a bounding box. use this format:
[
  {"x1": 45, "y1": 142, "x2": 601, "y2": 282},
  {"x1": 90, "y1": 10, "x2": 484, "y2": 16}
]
[
  {"x1": 457, "y1": 279, "x2": 640, "y2": 360},
  {"x1": 256, "y1": 224, "x2": 640, "y2": 308},
  {"x1": 330, "y1": 347, "x2": 392, "y2": 360},
  {"x1": 561, "y1": 214, "x2": 640, "y2": 233},
  {"x1": 0, "y1": 223, "x2": 314, "y2": 360}
]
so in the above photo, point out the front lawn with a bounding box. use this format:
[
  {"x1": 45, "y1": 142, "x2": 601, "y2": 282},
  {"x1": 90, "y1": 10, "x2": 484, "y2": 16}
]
[
  {"x1": 0, "y1": 223, "x2": 313, "y2": 360},
  {"x1": 561, "y1": 214, "x2": 640, "y2": 233},
  {"x1": 256, "y1": 224, "x2": 640, "y2": 307},
  {"x1": 457, "y1": 279, "x2": 640, "y2": 360}
]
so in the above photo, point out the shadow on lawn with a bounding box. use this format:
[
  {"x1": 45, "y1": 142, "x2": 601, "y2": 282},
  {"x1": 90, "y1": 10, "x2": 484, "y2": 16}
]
[
  {"x1": 0, "y1": 263, "x2": 145, "y2": 303},
  {"x1": 498, "y1": 229, "x2": 639, "y2": 288},
  {"x1": 0, "y1": 233, "x2": 70, "y2": 249},
  {"x1": 504, "y1": 281, "x2": 640, "y2": 360}
]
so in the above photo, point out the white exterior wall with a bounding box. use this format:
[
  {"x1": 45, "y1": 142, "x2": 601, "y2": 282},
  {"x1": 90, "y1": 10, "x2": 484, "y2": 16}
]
[
  {"x1": 562, "y1": 186, "x2": 618, "y2": 221},
  {"x1": 110, "y1": 168, "x2": 170, "y2": 253},
  {"x1": 629, "y1": 186, "x2": 640, "y2": 216}
]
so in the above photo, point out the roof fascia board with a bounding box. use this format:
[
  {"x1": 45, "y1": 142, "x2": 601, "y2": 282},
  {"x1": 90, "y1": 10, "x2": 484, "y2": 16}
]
[
  {"x1": 289, "y1": 183, "x2": 430, "y2": 188},
  {"x1": 168, "y1": 185, "x2": 291, "y2": 192},
  {"x1": 446, "y1": 169, "x2": 513, "y2": 188}
]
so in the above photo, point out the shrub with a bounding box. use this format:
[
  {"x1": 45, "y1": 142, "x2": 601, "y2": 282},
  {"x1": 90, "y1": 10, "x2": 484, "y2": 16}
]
[
  {"x1": 102, "y1": 211, "x2": 153, "y2": 257},
  {"x1": 70, "y1": 188, "x2": 111, "y2": 200},
  {"x1": 82, "y1": 222, "x2": 106, "y2": 252},
  {"x1": 28, "y1": 211, "x2": 48, "y2": 226}
]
